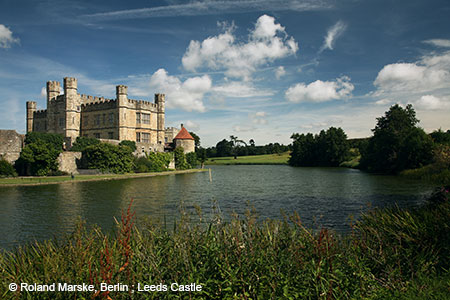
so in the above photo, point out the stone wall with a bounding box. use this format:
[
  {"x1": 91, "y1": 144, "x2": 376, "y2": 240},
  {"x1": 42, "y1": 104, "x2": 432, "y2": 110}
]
[
  {"x1": 0, "y1": 130, "x2": 24, "y2": 163},
  {"x1": 175, "y1": 139, "x2": 195, "y2": 154},
  {"x1": 57, "y1": 151, "x2": 81, "y2": 174}
]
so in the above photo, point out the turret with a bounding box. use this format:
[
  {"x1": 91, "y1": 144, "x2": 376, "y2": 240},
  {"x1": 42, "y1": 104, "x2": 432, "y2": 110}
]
[
  {"x1": 117, "y1": 85, "x2": 129, "y2": 141},
  {"x1": 26, "y1": 101, "x2": 37, "y2": 133},
  {"x1": 63, "y1": 77, "x2": 80, "y2": 146},
  {"x1": 155, "y1": 94, "x2": 165, "y2": 144},
  {"x1": 46, "y1": 81, "x2": 60, "y2": 104}
]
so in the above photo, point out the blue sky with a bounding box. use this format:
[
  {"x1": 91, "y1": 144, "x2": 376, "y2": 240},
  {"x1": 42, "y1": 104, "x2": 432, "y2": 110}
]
[{"x1": 1, "y1": 0, "x2": 450, "y2": 146}]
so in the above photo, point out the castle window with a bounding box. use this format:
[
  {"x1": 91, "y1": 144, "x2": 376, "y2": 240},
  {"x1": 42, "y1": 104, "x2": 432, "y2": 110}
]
[
  {"x1": 109, "y1": 113, "x2": 114, "y2": 124},
  {"x1": 136, "y1": 113, "x2": 141, "y2": 124},
  {"x1": 142, "y1": 133, "x2": 150, "y2": 143},
  {"x1": 94, "y1": 114, "x2": 100, "y2": 126},
  {"x1": 84, "y1": 116, "x2": 89, "y2": 126},
  {"x1": 136, "y1": 132, "x2": 141, "y2": 142},
  {"x1": 76, "y1": 106, "x2": 81, "y2": 112},
  {"x1": 59, "y1": 118, "x2": 64, "y2": 127},
  {"x1": 72, "y1": 117, "x2": 74, "y2": 125},
  {"x1": 108, "y1": 132, "x2": 114, "y2": 139},
  {"x1": 102, "y1": 114, "x2": 106, "y2": 125},
  {"x1": 94, "y1": 133, "x2": 100, "y2": 139},
  {"x1": 142, "y1": 113, "x2": 150, "y2": 124}
]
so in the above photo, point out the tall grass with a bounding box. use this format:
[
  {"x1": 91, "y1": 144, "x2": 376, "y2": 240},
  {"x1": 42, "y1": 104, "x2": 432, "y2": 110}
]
[{"x1": 1, "y1": 189, "x2": 449, "y2": 299}]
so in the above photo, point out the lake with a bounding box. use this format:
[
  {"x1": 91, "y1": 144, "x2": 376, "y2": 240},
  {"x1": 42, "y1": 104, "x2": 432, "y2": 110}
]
[{"x1": 0, "y1": 165, "x2": 435, "y2": 250}]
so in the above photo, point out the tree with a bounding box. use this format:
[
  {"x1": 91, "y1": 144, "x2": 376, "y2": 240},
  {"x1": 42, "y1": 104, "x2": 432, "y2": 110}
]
[
  {"x1": 15, "y1": 140, "x2": 61, "y2": 176},
  {"x1": 174, "y1": 146, "x2": 190, "y2": 170},
  {"x1": 119, "y1": 140, "x2": 137, "y2": 152},
  {"x1": 289, "y1": 127, "x2": 349, "y2": 167},
  {"x1": 25, "y1": 132, "x2": 64, "y2": 150},
  {"x1": 216, "y1": 139, "x2": 233, "y2": 157},
  {"x1": 186, "y1": 152, "x2": 198, "y2": 168},
  {"x1": 70, "y1": 136, "x2": 100, "y2": 152},
  {"x1": 360, "y1": 104, "x2": 433, "y2": 173},
  {"x1": 81, "y1": 143, "x2": 134, "y2": 174},
  {"x1": 196, "y1": 147, "x2": 207, "y2": 168},
  {"x1": 0, "y1": 159, "x2": 17, "y2": 177}
]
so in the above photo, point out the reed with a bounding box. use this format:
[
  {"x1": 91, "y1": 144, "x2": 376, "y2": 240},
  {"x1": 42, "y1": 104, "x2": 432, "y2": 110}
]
[{"x1": 0, "y1": 189, "x2": 449, "y2": 299}]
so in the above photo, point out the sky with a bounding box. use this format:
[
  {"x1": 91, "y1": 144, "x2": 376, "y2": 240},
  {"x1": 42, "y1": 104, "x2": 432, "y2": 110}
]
[{"x1": 1, "y1": 0, "x2": 450, "y2": 147}]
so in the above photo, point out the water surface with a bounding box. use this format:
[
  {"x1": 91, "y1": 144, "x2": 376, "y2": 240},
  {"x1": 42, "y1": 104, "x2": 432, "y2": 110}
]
[{"x1": 0, "y1": 165, "x2": 434, "y2": 250}]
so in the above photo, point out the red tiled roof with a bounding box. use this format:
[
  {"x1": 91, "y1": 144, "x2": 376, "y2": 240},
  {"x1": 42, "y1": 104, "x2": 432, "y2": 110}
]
[{"x1": 174, "y1": 126, "x2": 194, "y2": 140}]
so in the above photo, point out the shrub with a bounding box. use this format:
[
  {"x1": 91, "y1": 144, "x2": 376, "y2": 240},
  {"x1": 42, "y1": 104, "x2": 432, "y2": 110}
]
[
  {"x1": 25, "y1": 132, "x2": 64, "y2": 150},
  {"x1": 81, "y1": 143, "x2": 134, "y2": 174},
  {"x1": 14, "y1": 140, "x2": 61, "y2": 176},
  {"x1": 134, "y1": 152, "x2": 172, "y2": 173},
  {"x1": 174, "y1": 146, "x2": 190, "y2": 170},
  {"x1": 70, "y1": 136, "x2": 100, "y2": 152},
  {"x1": 0, "y1": 158, "x2": 17, "y2": 177},
  {"x1": 186, "y1": 152, "x2": 198, "y2": 168},
  {"x1": 119, "y1": 140, "x2": 137, "y2": 152}
]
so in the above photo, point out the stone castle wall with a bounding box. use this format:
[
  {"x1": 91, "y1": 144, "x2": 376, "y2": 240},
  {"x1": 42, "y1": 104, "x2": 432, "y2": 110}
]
[{"x1": 0, "y1": 130, "x2": 24, "y2": 163}]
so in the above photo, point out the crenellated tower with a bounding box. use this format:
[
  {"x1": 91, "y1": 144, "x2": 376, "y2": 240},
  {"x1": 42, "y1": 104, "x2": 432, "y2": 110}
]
[
  {"x1": 116, "y1": 85, "x2": 129, "y2": 141},
  {"x1": 64, "y1": 77, "x2": 81, "y2": 145},
  {"x1": 26, "y1": 101, "x2": 37, "y2": 133},
  {"x1": 155, "y1": 93, "x2": 165, "y2": 144}
]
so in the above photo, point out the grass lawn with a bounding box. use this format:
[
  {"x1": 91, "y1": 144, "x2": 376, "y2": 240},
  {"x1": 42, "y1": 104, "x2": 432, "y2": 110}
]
[
  {"x1": 205, "y1": 152, "x2": 290, "y2": 165},
  {"x1": 0, "y1": 169, "x2": 207, "y2": 186}
]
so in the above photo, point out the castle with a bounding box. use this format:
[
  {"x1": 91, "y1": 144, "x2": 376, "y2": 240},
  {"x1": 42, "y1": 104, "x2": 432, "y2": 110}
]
[{"x1": 26, "y1": 77, "x2": 194, "y2": 154}]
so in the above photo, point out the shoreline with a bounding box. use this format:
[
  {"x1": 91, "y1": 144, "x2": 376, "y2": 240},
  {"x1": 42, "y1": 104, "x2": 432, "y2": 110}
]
[{"x1": 0, "y1": 169, "x2": 208, "y2": 187}]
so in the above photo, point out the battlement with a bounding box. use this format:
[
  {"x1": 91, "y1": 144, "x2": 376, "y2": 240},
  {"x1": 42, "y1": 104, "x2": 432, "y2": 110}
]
[
  {"x1": 34, "y1": 110, "x2": 47, "y2": 118},
  {"x1": 64, "y1": 77, "x2": 77, "y2": 90},
  {"x1": 80, "y1": 94, "x2": 116, "y2": 104},
  {"x1": 128, "y1": 98, "x2": 158, "y2": 110},
  {"x1": 81, "y1": 98, "x2": 117, "y2": 112}
]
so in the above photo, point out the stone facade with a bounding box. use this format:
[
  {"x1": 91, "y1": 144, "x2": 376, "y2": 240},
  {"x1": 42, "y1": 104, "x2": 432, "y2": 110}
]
[
  {"x1": 26, "y1": 77, "x2": 165, "y2": 152},
  {"x1": 173, "y1": 124, "x2": 195, "y2": 154},
  {"x1": 0, "y1": 130, "x2": 24, "y2": 163},
  {"x1": 57, "y1": 151, "x2": 81, "y2": 174}
]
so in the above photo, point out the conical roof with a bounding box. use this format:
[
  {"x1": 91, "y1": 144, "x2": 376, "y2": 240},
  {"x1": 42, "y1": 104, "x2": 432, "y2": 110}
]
[{"x1": 174, "y1": 125, "x2": 194, "y2": 140}]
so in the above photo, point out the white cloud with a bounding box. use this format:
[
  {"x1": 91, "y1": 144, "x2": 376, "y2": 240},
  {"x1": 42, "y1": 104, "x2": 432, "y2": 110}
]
[
  {"x1": 415, "y1": 95, "x2": 450, "y2": 110},
  {"x1": 233, "y1": 125, "x2": 255, "y2": 132},
  {"x1": 182, "y1": 14, "x2": 298, "y2": 80},
  {"x1": 250, "y1": 111, "x2": 268, "y2": 125},
  {"x1": 212, "y1": 81, "x2": 274, "y2": 98},
  {"x1": 374, "y1": 52, "x2": 450, "y2": 94},
  {"x1": 285, "y1": 76, "x2": 354, "y2": 102},
  {"x1": 149, "y1": 68, "x2": 211, "y2": 112},
  {"x1": 423, "y1": 39, "x2": 450, "y2": 48},
  {"x1": 80, "y1": 0, "x2": 333, "y2": 21},
  {"x1": 275, "y1": 66, "x2": 286, "y2": 79},
  {"x1": 374, "y1": 98, "x2": 391, "y2": 105},
  {"x1": 0, "y1": 24, "x2": 20, "y2": 49},
  {"x1": 319, "y1": 20, "x2": 347, "y2": 52}
]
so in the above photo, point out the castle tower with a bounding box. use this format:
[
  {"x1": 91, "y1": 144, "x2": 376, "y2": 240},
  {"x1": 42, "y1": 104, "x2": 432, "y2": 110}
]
[
  {"x1": 46, "y1": 81, "x2": 60, "y2": 104},
  {"x1": 155, "y1": 93, "x2": 165, "y2": 144},
  {"x1": 26, "y1": 101, "x2": 37, "y2": 133},
  {"x1": 64, "y1": 77, "x2": 81, "y2": 145},
  {"x1": 116, "y1": 85, "x2": 129, "y2": 141}
]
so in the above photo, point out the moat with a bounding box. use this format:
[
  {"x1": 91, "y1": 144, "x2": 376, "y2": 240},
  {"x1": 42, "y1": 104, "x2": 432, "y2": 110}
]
[{"x1": 0, "y1": 165, "x2": 435, "y2": 250}]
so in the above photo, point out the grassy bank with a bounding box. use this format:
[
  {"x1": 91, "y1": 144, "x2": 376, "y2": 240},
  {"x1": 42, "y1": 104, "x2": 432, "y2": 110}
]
[
  {"x1": 1, "y1": 189, "x2": 449, "y2": 299},
  {"x1": 0, "y1": 169, "x2": 207, "y2": 186},
  {"x1": 205, "y1": 152, "x2": 290, "y2": 165}
]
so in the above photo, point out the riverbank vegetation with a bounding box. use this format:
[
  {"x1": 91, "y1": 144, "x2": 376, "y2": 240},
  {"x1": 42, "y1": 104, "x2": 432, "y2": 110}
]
[
  {"x1": 0, "y1": 188, "x2": 448, "y2": 299},
  {"x1": 206, "y1": 152, "x2": 289, "y2": 165}
]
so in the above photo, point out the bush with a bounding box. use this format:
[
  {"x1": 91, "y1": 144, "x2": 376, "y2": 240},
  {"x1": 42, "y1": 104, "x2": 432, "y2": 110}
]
[
  {"x1": 186, "y1": 152, "x2": 198, "y2": 168},
  {"x1": 174, "y1": 146, "x2": 190, "y2": 170},
  {"x1": 119, "y1": 140, "x2": 137, "y2": 152},
  {"x1": 81, "y1": 143, "x2": 134, "y2": 174},
  {"x1": 25, "y1": 132, "x2": 64, "y2": 150},
  {"x1": 15, "y1": 140, "x2": 61, "y2": 176},
  {"x1": 0, "y1": 159, "x2": 17, "y2": 177},
  {"x1": 134, "y1": 152, "x2": 172, "y2": 173},
  {"x1": 70, "y1": 136, "x2": 100, "y2": 152}
]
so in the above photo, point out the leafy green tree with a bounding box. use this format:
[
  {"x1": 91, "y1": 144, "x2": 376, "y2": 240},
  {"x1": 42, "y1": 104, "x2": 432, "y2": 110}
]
[
  {"x1": 70, "y1": 136, "x2": 100, "y2": 152},
  {"x1": 289, "y1": 127, "x2": 349, "y2": 167},
  {"x1": 81, "y1": 143, "x2": 134, "y2": 174},
  {"x1": 430, "y1": 129, "x2": 450, "y2": 145},
  {"x1": 186, "y1": 152, "x2": 198, "y2": 168},
  {"x1": 0, "y1": 159, "x2": 17, "y2": 177},
  {"x1": 360, "y1": 104, "x2": 433, "y2": 173},
  {"x1": 174, "y1": 146, "x2": 190, "y2": 170},
  {"x1": 196, "y1": 147, "x2": 207, "y2": 168},
  {"x1": 134, "y1": 152, "x2": 172, "y2": 173},
  {"x1": 25, "y1": 132, "x2": 64, "y2": 150},
  {"x1": 119, "y1": 140, "x2": 137, "y2": 152},
  {"x1": 15, "y1": 140, "x2": 61, "y2": 176},
  {"x1": 216, "y1": 139, "x2": 233, "y2": 157}
]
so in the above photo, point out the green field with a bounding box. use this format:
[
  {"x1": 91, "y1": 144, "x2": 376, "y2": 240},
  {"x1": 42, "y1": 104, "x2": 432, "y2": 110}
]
[
  {"x1": 205, "y1": 152, "x2": 290, "y2": 165},
  {"x1": 0, "y1": 169, "x2": 207, "y2": 186}
]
